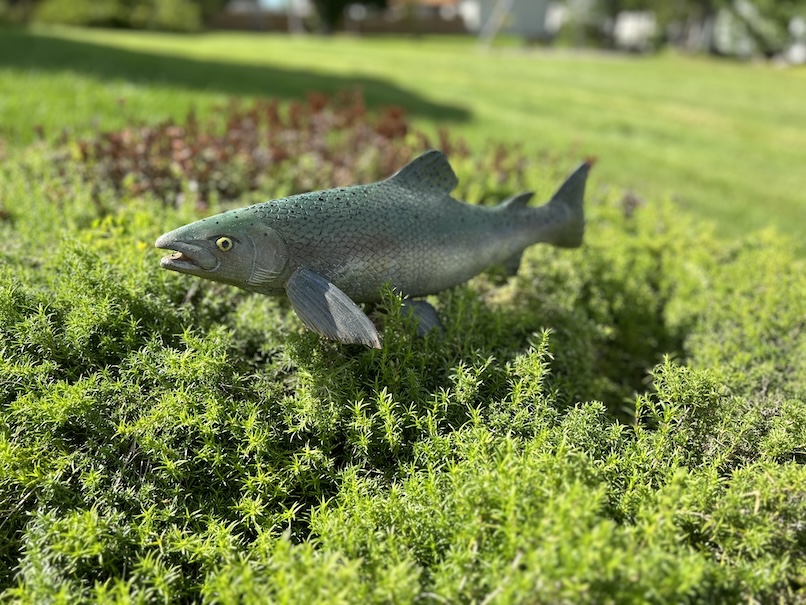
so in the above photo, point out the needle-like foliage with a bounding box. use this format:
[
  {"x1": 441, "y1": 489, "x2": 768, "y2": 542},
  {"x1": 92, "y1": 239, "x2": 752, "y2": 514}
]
[{"x1": 1, "y1": 95, "x2": 804, "y2": 604}]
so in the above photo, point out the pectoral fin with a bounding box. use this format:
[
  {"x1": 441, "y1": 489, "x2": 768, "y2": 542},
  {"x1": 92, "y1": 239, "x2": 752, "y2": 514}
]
[
  {"x1": 401, "y1": 299, "x2": 443, "y2": 337},
  {"x1": 286, "y1": 268, "x2": 381, "y2": 348}
]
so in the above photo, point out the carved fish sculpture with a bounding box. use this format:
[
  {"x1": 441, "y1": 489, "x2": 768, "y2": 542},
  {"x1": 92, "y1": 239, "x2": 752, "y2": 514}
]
[{"x1": 156, "y1": 150, "x2": 590, "y2": 348}]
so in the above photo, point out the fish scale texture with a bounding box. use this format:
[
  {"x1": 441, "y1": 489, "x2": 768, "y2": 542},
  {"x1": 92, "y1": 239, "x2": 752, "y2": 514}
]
[{"x1": 247, "y1": 181, "x2": 519, "y2": 302}]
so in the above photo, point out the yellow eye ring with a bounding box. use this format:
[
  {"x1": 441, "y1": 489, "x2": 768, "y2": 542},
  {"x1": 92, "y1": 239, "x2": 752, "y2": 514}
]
[{"x1": 216, "y1": 237, "x2": 233, "y2": 252}]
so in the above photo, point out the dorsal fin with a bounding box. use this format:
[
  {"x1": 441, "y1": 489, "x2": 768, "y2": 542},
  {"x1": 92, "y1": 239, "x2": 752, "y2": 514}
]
[
  {"x1": 500, "y1": 191, "x2": 534, "y2": 210},
  {"x1": 386, "y1": 150, "x2": 458, "y2": 195}
]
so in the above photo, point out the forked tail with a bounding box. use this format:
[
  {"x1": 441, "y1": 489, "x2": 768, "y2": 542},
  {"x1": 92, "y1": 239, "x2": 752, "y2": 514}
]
[{"x1": 546, "y1": 161, "x2": 591, "y2": 248}]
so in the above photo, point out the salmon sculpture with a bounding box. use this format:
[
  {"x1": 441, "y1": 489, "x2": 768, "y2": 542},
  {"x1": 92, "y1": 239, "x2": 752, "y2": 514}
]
[{"x1": 156, "y1": 150, "x2": 590, "y2": 348}]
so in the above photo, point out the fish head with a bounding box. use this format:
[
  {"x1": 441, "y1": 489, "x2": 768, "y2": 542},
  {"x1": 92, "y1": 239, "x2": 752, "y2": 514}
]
[{"x1": 155, "y1": 212, "x2": 290, "y2": 290}]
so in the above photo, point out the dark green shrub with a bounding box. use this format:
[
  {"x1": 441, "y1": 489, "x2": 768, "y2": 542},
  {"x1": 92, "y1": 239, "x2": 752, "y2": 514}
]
[{"x1": 34, "y1": 0, "x2": 202, "y2": 32}]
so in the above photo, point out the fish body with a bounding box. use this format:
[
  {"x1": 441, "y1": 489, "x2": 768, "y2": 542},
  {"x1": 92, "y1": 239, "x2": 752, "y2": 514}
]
[{"x1": 156, "y1": 151, "x2": 590, "y2": 348}]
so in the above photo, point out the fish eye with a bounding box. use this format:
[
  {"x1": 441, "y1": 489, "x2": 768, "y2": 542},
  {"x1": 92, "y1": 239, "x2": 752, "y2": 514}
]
[{"x1": 216, "y1": 237, "x2": 234, "y2": 252}]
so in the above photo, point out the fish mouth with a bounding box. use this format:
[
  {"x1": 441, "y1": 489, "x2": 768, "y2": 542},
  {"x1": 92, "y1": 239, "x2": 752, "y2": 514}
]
[
  {"x1": 160, "y1": 250, "x2": 201, "y2": 271},
  {"x1": 155, "y1": 235, "x2": 219, "y2": 272}
]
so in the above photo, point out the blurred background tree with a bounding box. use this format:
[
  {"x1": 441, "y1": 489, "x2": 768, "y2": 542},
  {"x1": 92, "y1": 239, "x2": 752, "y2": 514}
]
[
  {"x1": 557, "y1": 0, "x2": 804, "y2": 56},
  {"x1": 1, "y1": 0, "x2": 804, "y2": 60},
  {"x1": 311, "y1": 0, "x2": 387, "y2": 33},
  {"x1": 24, "y1": 0, "x2": 227, "y2": 30}
]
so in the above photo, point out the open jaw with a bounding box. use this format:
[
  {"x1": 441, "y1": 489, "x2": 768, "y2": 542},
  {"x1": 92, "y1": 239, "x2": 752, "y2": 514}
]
[
  {"x1": 155, "y1": 237, "x2": 219, "y2": 273},
  {"x1": 160, "y1": 250, "x2": 200, "y2": 271}
]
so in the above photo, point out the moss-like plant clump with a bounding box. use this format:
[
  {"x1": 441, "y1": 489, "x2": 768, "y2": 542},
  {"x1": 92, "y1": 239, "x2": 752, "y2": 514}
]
[{"x1": 1, "y1": 96, "x2": 804, "y2": 604}]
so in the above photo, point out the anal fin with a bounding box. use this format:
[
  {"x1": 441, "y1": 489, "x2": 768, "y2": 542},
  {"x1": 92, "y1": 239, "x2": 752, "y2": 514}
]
[
  {"x1": 402, "y1": 299, "x2": 443, "y2": 337},
  {"x1": 502, "y1": 251, "x2": 524, "y2": 277},
  {"x1": 286, "y1": 268, "x2": 381, "y2": 348}
]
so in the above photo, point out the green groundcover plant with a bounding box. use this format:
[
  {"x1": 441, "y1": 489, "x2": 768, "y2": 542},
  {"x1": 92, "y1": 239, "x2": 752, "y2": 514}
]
[{"x1": 1, "y1": 96, "x2": 804, "y2": 603}]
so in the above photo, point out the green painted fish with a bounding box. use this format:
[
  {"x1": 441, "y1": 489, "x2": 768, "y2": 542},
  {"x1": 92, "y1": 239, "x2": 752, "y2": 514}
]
[{"x1": 156, "y1": 150, "x2": 590, "y2": 348}]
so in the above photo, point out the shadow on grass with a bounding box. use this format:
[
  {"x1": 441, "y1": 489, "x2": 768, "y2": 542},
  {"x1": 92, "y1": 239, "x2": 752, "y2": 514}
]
[{"x1": 0, "y1": 28, "x2": 469, "y2": 122}]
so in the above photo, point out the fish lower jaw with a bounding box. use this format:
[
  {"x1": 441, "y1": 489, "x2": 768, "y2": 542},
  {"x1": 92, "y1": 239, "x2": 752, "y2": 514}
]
[{"x1": 160, "y1": 252, "x2": 199, "y2": 272}]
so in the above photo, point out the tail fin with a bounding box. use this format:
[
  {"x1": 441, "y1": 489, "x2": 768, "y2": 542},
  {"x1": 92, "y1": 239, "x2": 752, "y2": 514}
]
[{"x1": 547, "y1": 161, "x2": 591, "y2": 248}]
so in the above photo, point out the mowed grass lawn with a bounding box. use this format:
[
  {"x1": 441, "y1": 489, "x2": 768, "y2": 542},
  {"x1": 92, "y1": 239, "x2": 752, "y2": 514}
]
[{"x1": 1, "y1": 26, "x2": 804, "y2": 243}]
